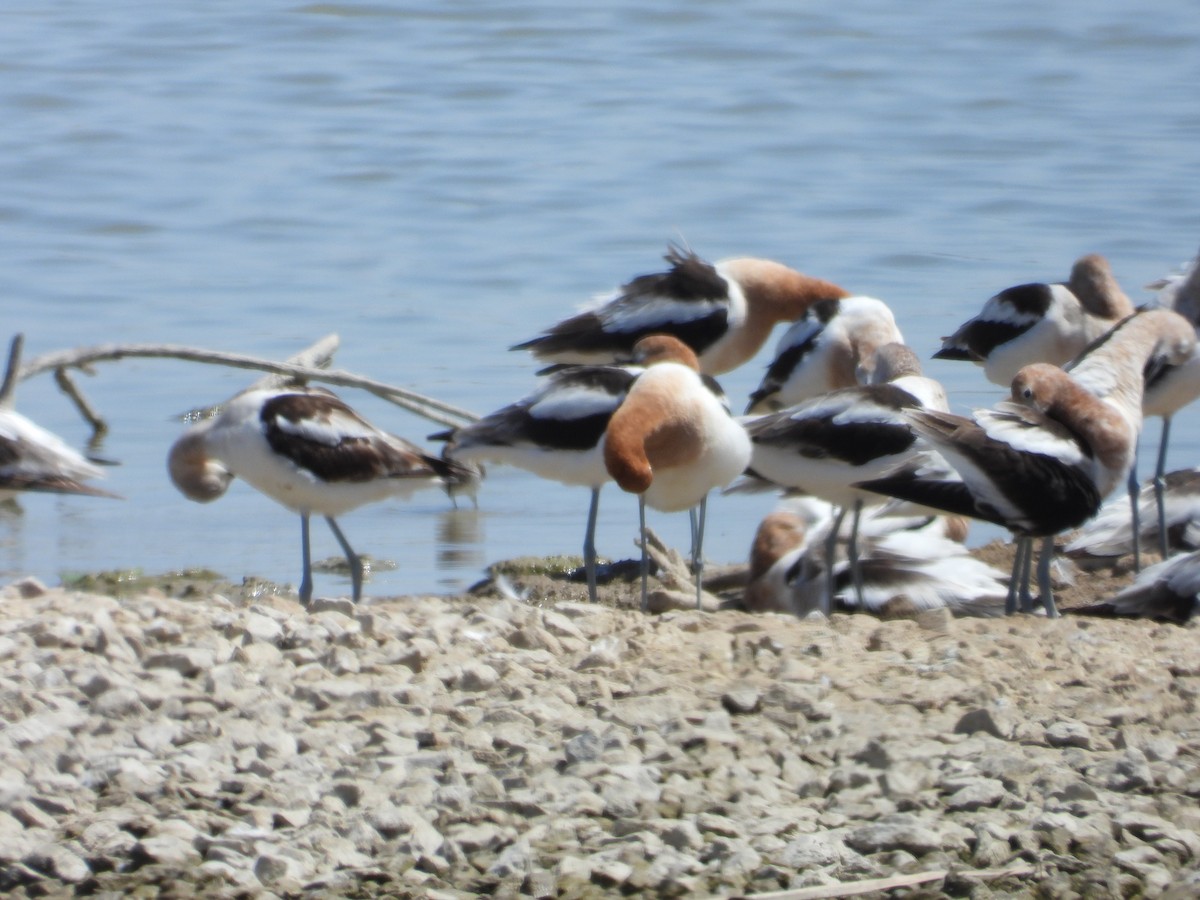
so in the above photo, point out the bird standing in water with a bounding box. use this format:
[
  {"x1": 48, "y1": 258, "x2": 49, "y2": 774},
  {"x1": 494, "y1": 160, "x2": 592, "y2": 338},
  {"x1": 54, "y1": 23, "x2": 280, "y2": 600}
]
[{"x1": 169, "y1": 385, "x2": 465, "y2": 605}]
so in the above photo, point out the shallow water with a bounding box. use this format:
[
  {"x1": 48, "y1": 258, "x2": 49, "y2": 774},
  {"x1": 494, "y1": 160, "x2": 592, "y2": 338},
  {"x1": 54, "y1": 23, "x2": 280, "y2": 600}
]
[{"x1": 2, "y1": 1, "x2": 1198, "y2": 597}]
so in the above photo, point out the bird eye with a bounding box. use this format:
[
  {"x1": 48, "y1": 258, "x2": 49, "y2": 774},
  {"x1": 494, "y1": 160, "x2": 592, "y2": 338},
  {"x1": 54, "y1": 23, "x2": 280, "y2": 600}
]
[{"x1": 1022, "y1": 387, "x2": 1033, "y2": 399}]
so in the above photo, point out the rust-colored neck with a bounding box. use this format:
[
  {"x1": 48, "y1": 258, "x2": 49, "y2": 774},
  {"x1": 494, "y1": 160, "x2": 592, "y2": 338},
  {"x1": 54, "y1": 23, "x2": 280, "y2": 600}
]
[
  {"x1": 712, "y1": 258, "x2": 849, "y2": 373},
  {"x1": 1068, "y1": 253, "x2": 1133, "y2": 320},
  {"x1": 604, "y1": 371, "x2": 703, "y2": 494},
  {"x1": 748, "y1": 511, "x2": 806, "y2": 581}
]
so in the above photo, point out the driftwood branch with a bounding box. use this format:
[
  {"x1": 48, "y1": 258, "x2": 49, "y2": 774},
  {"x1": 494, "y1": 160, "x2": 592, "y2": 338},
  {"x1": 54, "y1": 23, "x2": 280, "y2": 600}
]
[
  {"x1": 642, "y1": 528, "x2": 725, "y2": 613},
  {"x1": 55, "y1": 369, "x2": 108, "y2": 438},
  {"x1": 737, "y1": 864, "x2": 1035, "y2": 900},
  {"x1": 16, "y1": 338, "x2": 479, "y2": 431},
  {"x1": 178, "y1": 333, "x2": 342, "y2": 423}
]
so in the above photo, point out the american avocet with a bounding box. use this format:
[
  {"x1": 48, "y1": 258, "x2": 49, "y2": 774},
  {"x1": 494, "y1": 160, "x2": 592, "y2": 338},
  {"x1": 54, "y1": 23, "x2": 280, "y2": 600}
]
[
  {"x1": 743, "y1": 499, "x2": 833, "y2": 614},
  {"x1": 743, "y1": 343, "x2": 948, "y2": 612},
  {"x1": 0, "y1": 408, "x2": 115, "y2": 500},
  {"x1": 0, "y1": 332, "x2": 114, "y2": 502},
  {"x1": 513, "y1": 245, "x2": 849, "y2": 375},
  {"x1": 933, "y1": 254, "x2": 1135, "y2": 387},
  {"x1": 1065, "y1": 467, "x2": 1200, "y2": 568},
  {"x1": 743, "y1": 504, "x2": 1004, "y2": 617},
  {"x1": 863, "y1": 310, "x2": 1195, "y2": 616},
  {"x1": 1066, "y1": 305, "x2": 1200, "y2": 568},
  {"x1": 169, "y1": 386, "x2": 464, "y2": 606},
  {"x1": 1127, "y1": 249, "x2": 1200, "y2": 561},
  {"x1": 1147, "y1": 246, "x2": 1200, "y2": 317},
  {"x1": 745, "y1": 296, "x2": 904, "y2": 414},
  {"x1": 1076, "y1": 548, "x2": 1200, "y2": 624},
  {"x1": 432, "y1": 362, "x2": 639, "y2": 602},
  {"x1": 603, "y1": 334, "x2": 752, "y2": 610}
]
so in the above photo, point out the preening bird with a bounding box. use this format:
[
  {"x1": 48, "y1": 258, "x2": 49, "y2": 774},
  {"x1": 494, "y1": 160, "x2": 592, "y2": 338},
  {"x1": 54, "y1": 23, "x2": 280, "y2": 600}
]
[
  {"x1": 513, "y1": 245, "x2": 849, "y2": 375},
  {"x1": 745, "y1": 295, "x2": 904, "y2": 414},
  {"x1": 169, "y1": 385, "x2": 464, "y2": 606},
  {"x1": 933, "y1": 253, "x2": 1134, "y2": 386}
]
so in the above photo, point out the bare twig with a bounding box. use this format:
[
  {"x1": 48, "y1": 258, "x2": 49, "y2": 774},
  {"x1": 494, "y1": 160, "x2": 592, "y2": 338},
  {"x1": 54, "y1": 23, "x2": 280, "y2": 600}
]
[
  {"x1": 737, "y1": 870, "x2": 947, "y2": 899},
  {"x1": 642, "y1": 528, "x2": 725, "y2": 612},
  {"x1": 644, "y1": 528, "x2": 695, "y2": 590},
  {"x1": 178, "y1": 333, "x2": 343, "y2": 423},
  {"x1": 16, "y1": 339, "x2": 479, "y2": 429},
  {"x1": 55, "y1": 368, "x2": 108, "y2": 437},
  {"x1": 249, "y1": 332, "x2": 341, "y2": 391},
  {"x1": 0, "y1": 333, "x2": 23, "y2": 408}
]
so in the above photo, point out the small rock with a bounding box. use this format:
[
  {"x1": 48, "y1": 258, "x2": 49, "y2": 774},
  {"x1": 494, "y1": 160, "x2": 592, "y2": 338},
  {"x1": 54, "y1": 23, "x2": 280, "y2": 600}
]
[
  {"x1": 721, "y1": 688, "x2": 761, "y2": 715},
  {"x1": 1045, "y1": 720, "x2": 1092, "y2": 749},
  {"x1": 575, "y1": 636, "x2": 623, "y2": 670},
  {"x1": 775, "y1": 833, "x2": 857, "y2": 869},
  {"x1": 447, "y1": 821, "x2": 503, "y2": 854},
  {"x1": 1113, "y1": 844, "x2": 1166, "y2": 878},
  {"x1": 659, "y1": 820, "x2": 704, "y2": 851},
  {"x1": 241, "y1": 612, "x2": 284, "y2": 644},
  {"x1": 852, "y1": 739, "x2": 891, "y2": 769},
  {"x1": 954, "y1": 707, "x2": 1015, "y2": 740},
  {"x1": 945, "y1": 778, "x2": 1007, "y2": 812},
  {"x1": 971, "y1": 822, "x2": 1015, "y2": 868},
  {"x1": 915, "y1": 607, "x2": 953, "y2": 633},
  {"x1": 273, "y1": 807, "x2": 313, "y2": 829},
  {"x1": 10, "y1": 577, "x2": 48, "y2": 598},
  {"x1": 590, "y1": 856, "x2": 633, "y2": 887},
  {"x1": 556, "y1": 854, "x2": 591, "y2": 883},
  {"x1": 25, "y1": 843, "x2": 91, "y2": 883},
  {"x1": 254, "y1": 849, "x2": 310, "y2": 885},
  {"x1": 11, "y1": 801, "x2": 56, "y2": 831},
  {"x1": 845, "y1": 814, "x2": 952, "y2": 856},
  {"x1": 459, "y1": 662, "x2": 500, "y2": 691},
  {"x1": 564, "y1": 730, "x2": 603, "y2": 764},
  {"x1": 144, "y1": 648, "x2": 215, "y2": 678},
  {"x1": 308, "y1": 597, "x2": 357, "y2": 616},
  {"x1": 135, "y1": 834, "x2": 202, "y2": 867},
  {"x1": 1107, "y1": 748, "x2": 1155, "y2": 792},
  {"x1": 488, "y1": 839, "x2": 533, "y2": 878}
]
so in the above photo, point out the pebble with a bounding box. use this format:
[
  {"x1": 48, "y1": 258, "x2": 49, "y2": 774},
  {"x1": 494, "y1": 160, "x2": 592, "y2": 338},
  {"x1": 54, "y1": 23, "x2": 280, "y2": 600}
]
[{"x1": 0, "y1": 583, "x2": 1197, "y2": 896}]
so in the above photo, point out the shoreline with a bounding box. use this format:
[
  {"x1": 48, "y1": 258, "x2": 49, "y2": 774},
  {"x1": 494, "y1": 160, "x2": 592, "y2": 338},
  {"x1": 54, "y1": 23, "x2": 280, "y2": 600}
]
[{"x1": 1, "y1": 563, "x2": 1198, "y2": 897}]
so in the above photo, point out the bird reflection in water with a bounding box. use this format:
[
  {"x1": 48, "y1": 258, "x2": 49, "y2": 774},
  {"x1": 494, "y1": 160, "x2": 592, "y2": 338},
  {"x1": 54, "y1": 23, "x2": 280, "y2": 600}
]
[{"x1": 435, "y1": 505, "x2": 484, "y2": 580}]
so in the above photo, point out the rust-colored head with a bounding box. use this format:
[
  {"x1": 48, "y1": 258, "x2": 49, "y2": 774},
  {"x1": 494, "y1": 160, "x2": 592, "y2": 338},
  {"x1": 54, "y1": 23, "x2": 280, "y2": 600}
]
[
  {"x1": 748, "y1": 510, "x2": 807, "y2": 581},
  {"x1": 719, "y1": 257, "x2": 849, "y2": 318},
  {"x1": 1067, "y1": 253, "x2": 1133, "y2": 319},
  {"x1": 631, "y1": 334, "x2": 701, "y2": 371},
  {"x1": 861, "y1": 342, "x2": 922, "y2": 384},
  {"x1": 1010, "y1": 362, "x2": 1068, "y2": 412},
  {"x1": 168, "y1": 428, "x2": 234, "y2": 502}
]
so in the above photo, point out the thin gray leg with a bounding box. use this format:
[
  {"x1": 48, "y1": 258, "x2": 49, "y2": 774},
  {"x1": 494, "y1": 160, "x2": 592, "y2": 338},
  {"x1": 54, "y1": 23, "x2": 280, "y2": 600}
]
[
  {"x1": 1036, "y1": 534, "x2": 1059, "y2": 618},
  {"x1": 1018, "y1": 536, "x2": 1036, "y2": 613},
  {"x1": 822, "y1": 506, "x2": 848, "y2": 617},
  {"x1": 639, "y1": 496, "x2": 649, "y2": 613},
  {"x1": 1127, "y1": 454, "x2": 1142, "y2": 573},
  {"x1": 583, "y1": 487, "x2": 601, "y2": 603},
  {"x1": 693, "y1": 495, "x2": 708, "y2": 610},
  {"x1": 299, "y1": 513, "x2": 314, "y2": 606},
  {"x1": 324, "y1": 516, "x2": 363, "y2": 602},
  {"x1": 1004, "y1": 536, "x2": 1027, "y2": 615},
  {"x1": 847, "y1": 499, "x2": 866, "y2": 609},
  {"x1": 1154, "y1": 417, "x2": 1172, "y2": 560}
]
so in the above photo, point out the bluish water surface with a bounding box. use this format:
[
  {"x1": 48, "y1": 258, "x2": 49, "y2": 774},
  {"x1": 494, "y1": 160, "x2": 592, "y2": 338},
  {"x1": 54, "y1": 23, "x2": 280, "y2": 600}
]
[{"x1": 2, "y1": 1, "x2": 1198, "y2": 597}]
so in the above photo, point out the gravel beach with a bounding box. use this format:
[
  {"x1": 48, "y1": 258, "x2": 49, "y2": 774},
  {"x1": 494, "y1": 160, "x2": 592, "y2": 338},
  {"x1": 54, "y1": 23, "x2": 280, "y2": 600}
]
[{"x1": 1, "y1": 550, "x2": 1198, "y2": 899}]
